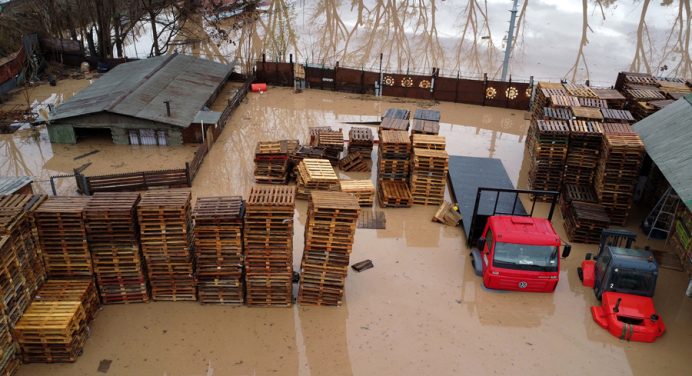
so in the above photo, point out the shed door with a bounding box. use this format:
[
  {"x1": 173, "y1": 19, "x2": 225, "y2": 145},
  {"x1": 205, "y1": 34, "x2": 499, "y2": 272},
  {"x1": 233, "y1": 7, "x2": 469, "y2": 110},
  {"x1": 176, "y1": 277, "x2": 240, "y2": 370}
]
[
  {"x1": 129, "y1": 130, "x2": 140, "y2": 145},
  {"x1": 157, "y1": 130, "x2": 168, "y2": 146}
]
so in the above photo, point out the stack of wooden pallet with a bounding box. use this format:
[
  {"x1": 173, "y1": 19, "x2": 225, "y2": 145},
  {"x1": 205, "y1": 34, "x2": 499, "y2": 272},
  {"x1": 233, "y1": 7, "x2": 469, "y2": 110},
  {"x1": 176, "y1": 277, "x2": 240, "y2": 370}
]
[
  {"x1": 296, "y1": 158, "x2": 339, "y2": 199},
  {"x1": 542, "y1": 107, "x2": 572, "y2": 121},
  {"x1": 0, "y1": 309, "x2": 19, "y2": 374},
  {"x1": 563, "y1": 83, "x2": 598, "y2": 99},
  {"x1": 380, "y1": 117, "x2": 409, "y2": 132},
  {"x1": 570, "y1": 106, "x2": 604, "y2": 121},
  {"x1": 0, "y1": 236, "x2": 31, "y2": 326},
  {"x1": 411, "y1": 119, "x2": 440, "y2": 135},
  {"x1": 338, "y1": 152, "x2": 369, "y2": 172},
  {"x1": 298, "y1": 191, "x2": 360, "y2": 306},
  {"x1": 531, "y1": 82, "x2": 568, "y2": 116},
  {"x1": 348, "y1": 127, "x2": 374, "y2": 158},
  {"x1": 33, "y1": 279, "x2": 100, "y2": 322},
  {"x1": 244, "y1": 185, "x2": 295, "y2": 307},
  {"x1": 527, "y1": 120, "x2": 569, "y2": 194},
  {"x1": 561, "y1": 185, "x2": 610, "y2": 244},
  {"x1": 254, "y1": 140, "x2": 299, "y2": 184},
  {"x1": 591, "y1": 88, "x2": 627, "y2": 109},
  {"x1": 84, "y1": 192, "x2": 149, "y2": 304},
  {"x1": 413, "y1": 109, "x2": 441, "y2": 122},
  {"x1": 193, "y1": 196, "x2": 245, "y2": 304},
  {"x1": 13, "y1": 300, "x2": 87, "y2": 363},
  {"x1": 594, "y1": 124, "x2": 646, "y2": 225},
  {"x1": 378, "y1": 130, "x2": 412, "y2": 207},
  {"x1": 577, "y1": 97, "x2": 608, "y2": 108},
  {"x1": 383, "y1": 108, "x2": 410, "y2": 119},
  {"x1": 411, "y1": 134, "x2": 446, "y2": 150},
  {"x1": 315, "y1": 129, "x2": 344, "y2": 164},
  {"x1": 600, "y1": 109, "x2": 636, "y2": 123},
  {"x1": 563, "y1": 121, "x2": 603, "y2": 185},
  {"x1": 34, "y1": 197, "x2": 93, "y2": 278},
  {"x1": 339, "y1": 180, "x2": 375, "y2": 207},
  {"x1": 289, "y1": 146, "x2": 326, "y2": 181},
  {"x1": 410, "y1": 148, "x2": 449, "y2": 206},
  {"x1": 137, "y1": 190, "x2": 196, "y2": 301}
]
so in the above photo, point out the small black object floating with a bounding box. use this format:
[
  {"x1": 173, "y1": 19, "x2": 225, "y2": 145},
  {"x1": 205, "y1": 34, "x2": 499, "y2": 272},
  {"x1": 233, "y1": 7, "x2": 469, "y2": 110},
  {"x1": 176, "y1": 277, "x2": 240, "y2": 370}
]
[{"x1": 351, "y1": 260, "x2": 374, "y2": 272}]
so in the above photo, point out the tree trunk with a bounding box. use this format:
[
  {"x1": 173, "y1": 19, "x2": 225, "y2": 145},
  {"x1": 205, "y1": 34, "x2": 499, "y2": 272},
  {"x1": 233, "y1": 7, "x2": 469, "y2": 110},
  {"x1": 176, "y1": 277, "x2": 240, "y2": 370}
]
[
  {"x1": 150, "y1": 10, "x2": 161, "y2": 56},
  {"x1": 85, "y1": 26, "x2": 98, "y2": 57}
]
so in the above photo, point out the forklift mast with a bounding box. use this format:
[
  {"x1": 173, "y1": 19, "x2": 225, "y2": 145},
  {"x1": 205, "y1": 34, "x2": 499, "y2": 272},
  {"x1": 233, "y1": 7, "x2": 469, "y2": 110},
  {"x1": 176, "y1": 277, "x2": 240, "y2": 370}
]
[{"x1": 597, "y1": 229, "x2": 637, "y2": 256}]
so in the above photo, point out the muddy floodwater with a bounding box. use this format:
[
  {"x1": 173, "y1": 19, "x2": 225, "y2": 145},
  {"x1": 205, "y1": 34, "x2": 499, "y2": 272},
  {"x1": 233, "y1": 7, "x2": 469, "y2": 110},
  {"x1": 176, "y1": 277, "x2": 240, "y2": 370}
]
[{"x1": 17, "y1": 88, "x2": 692, "y2": 376}]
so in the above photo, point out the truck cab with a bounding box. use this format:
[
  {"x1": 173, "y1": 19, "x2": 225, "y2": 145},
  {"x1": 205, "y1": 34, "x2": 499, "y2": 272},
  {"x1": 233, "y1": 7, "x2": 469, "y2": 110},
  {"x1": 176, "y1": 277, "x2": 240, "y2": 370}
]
[{"x1": 471, "y1": 215, "x2": 571, "y2": 292}]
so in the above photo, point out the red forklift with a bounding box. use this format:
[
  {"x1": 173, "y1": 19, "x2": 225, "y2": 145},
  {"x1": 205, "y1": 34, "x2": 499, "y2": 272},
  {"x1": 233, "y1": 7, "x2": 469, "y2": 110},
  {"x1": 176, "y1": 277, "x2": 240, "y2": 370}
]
[
  {"x1": 577, "y1": 229, "x2": 665, "y2": 342},
  {"x1": 448, "y1": 156, "x2": 572, "y2": 293}
]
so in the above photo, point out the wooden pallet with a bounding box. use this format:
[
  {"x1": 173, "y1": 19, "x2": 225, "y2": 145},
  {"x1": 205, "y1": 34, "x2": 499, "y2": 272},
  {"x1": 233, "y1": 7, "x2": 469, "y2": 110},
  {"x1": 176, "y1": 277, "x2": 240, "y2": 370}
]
[
  {"x1": 380, "y1": 117, "x2": 410, "y2": 132},
  {"x1": 298, "y1": 191, "x2": 359, "y2": 306},
  {"x1": 542, "y1": 107, "x2": 572, "y2": 120},
  {"x1": 527, "y1": 120, "x2": 569, "y2": 195},
  {"x1": 193, "y1": 196, "x2": 244, "y2": 304},
  {"x1": 410, "y1": 148, "x2": 448, "y2": 205},
  {"x1": 411, "y1": 134, "x2": 445, "y2": 150},
  {"x1": 600, "y1": 108, "x2": 636, "y2": 123},
  {"x1": 34, "y1": 279, "x2": 100, "y2": 322},
  {"x1": 432, "y1": 202, "x2": 462, "y2": 226},
  {"x1": 339, "y1": 180, "x2": 375, "y2": 207},
  {"x1": 549, "y1": 95, "x2": 581, "y2": 107},
  {"x1": 413, "y1": 109, "x2": 441, "y2": 122},
  {"x1": 316, "y1": 129, "x2": 344, "y2": 164},
  {"x1": 383, "y1": 108, "x2": 410, "y2": 120},
  {"x1": 297, "y1": 159, "x2": 339, "y2": 199},
  {"x1": 244, "y1": 185, "x2": 295, "y2": 307},
  {"x1": 411, "y1": 119, "x2": 440, "y2": 135},
  {"x1": 0, "y1": 235, "x2": 32, "y2": 326},
  {"x1": 570, "y1": 106, "x2": 604, "y2": 121},
  {"x1": 137, "y1": 190, "x2": 195, "y2": 301},
  {"x1": 563, "y1": 201, "x2": 611, "y2": 244},
  {"x1": 563, "y1": 83, "x2": 598, "y2": 98},
  {"x1": 339, "y1": 152, "x2": 370, "y2": 172},
  {"x1": 591, "y1": 88, "x2": 626, "y2": 109},
  {"x1": 378, "y1": 181, "x2": 412, "y2": 208},
  {"x1": 348, "y1": 127, "x2": 374, "y2": 157},
  {"x1": 577, "y1": 97, "x2": 608, "y2": 108}
]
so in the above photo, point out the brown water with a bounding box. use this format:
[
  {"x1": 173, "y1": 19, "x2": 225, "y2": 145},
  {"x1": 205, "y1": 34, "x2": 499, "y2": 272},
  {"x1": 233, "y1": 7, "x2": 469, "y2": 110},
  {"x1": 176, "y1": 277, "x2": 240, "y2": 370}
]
[
  {"x1": 126, "y1": 0, "x2": 691, "y2": 85},
  {"x1": 18, "y1": 87, "x2": 692, "y2": 376}
]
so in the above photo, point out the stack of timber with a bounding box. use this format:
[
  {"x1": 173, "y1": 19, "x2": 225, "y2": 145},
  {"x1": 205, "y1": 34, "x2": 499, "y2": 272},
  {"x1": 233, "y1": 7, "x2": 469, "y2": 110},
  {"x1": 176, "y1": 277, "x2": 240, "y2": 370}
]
[
  {"x1": 244, "y1": 185, "x2": 295, "y2": 307},
  {"x1": 347, "y1": 127, "x2": 374, "y2": 158},
  {"x1": 600, "y1": 109, "x2": 636, "y2": 123},
  {"x1": 411, "y1": 134, "x2": 446, "y2": 150},
  {"x1": 0, "y1": 236, "x2": 31, "y2": 326},
  {"x1": 561, "y1": 185, "x2": 609, "y2": 244},
  {"x1": 315, "y1": 129, "x2": 344, "y2": 164},
  {"x1": 383, "y1": 108, "x2": 410, "y2": 120},
  {"x1": 378, "y1": 130, "x2": 412, "y2": 207},
  {"x1": 33, "y1": 279, "x2": 100, "y2": 322},
  {"x1": 84, "y1": 192, "x2": 149, "y2": 304},
  {"x1": 0, "y1": 308, "x2": 19, "y2": 374},
  {"x1": 378, "y1": 181, "x2": 412, "y2": 208},
  {"x1": 193, "y1": 196, "x2": 245, "y2": 304},
  {"x1": 339, "y1": 180, "x2": 375, "y2": 207},
  {"x1": 34, "y1": 197, "x2": 93, "y2": 278},
  {"x1": 254, "y1": 140, "x2": 299, "y2": 184},
  {"x1": 594, "y1": 125, "x2": 645, "y2": 225},
  {"x1": 591, "y1": 88, "x2": 627, "y2": 109},
  {"x1": 409, "y1": 148, "x2": 449, "y2": 206},
  {"x1": 13, "y1": 300, "x2": 87, "y2": 363},
  {"x1": 137, "y1": 190, "x2": 195, "y2": 301},
  {"x1": 378, "y1": 130, "x2": 411, "y2": 181},
  {"x1": 563, "y1": 121, "x2": 603, "y2": 185},
  {"x1": 338, "y1": 152, "x2": 370, "y2": 172},
  {"x1": 413, "y1": 109, "x2": 441, "y2": 122},
  {"x1": 379, "y1": 117, "x2": 409, "y2": 132},
  {"x1": 527, "y1": 120, "x2": 569, "y2": 194},
  {"x1": 298, "y1": 191, "x2": 360, "y2": 306},
  {"x1": 411, "y1": 119, "x2": 440, "y2": 135},
  {"x1": 296, "y1": 159, "x2": 339, "y2": 199}
]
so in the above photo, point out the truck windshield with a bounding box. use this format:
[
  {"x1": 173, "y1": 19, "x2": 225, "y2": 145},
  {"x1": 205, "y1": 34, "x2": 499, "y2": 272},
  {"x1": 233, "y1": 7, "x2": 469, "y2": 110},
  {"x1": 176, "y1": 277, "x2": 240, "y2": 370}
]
[
  {"x1": 492, "y1": 242, "x2": 558, "y2": 272},
  {"x1": 611, "y1": 269, "x2": 656, "y2": 296}
]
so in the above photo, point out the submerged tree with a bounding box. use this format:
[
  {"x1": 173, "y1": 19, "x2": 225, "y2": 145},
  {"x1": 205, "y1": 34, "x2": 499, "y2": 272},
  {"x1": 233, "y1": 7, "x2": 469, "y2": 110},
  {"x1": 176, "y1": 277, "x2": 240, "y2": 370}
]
[{"x1": 452, "y1": 0, "x2": 497, "y2": 77}]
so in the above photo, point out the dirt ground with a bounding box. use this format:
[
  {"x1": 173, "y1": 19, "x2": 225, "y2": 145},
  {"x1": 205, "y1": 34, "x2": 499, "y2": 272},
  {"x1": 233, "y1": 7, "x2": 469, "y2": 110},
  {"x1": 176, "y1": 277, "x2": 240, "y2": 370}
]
[{"x1": 17, "y1": 88, "x2": 692, "y2": 376}]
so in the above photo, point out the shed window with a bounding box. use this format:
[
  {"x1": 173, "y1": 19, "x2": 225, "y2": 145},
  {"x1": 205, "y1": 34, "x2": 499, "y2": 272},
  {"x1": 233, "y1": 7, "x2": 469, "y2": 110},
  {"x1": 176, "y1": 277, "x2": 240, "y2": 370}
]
[{"x1": 129, "y1": 129, "x2": 167, "y2": 146}]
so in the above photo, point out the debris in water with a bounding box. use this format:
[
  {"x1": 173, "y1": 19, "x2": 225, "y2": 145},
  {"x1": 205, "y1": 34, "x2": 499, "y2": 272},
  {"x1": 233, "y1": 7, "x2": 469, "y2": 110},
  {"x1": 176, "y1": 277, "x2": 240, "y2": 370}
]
[
  {"x1": 351, "y1": 259, "x2": 374, "y2": 272},
  {"x1": 97, "y1": 359, "x2": 112, "y2": 373},
  {"x1": 74, "y1": 149, "x2": 100, "y2": 160},
  {"x1": 432, "y1": 201, "x2": 462, "y2": 226}
]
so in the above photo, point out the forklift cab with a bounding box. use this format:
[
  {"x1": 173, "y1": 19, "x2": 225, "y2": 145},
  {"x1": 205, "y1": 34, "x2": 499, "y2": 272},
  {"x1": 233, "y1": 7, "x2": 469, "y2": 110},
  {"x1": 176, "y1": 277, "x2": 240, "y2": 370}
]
[{"x1": 590, "y1": 246, "x2": 658, "y2": 300}]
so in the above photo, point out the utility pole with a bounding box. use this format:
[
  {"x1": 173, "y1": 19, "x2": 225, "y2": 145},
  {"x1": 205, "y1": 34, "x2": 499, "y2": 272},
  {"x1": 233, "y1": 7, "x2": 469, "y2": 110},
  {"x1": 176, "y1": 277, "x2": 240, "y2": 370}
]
[{"x1": 501, "y1": 0, "x2": 520, "y2": 82}]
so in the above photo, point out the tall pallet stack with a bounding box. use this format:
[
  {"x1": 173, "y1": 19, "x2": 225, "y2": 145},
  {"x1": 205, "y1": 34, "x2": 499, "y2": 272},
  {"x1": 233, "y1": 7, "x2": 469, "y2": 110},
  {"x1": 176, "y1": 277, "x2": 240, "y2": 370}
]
[
  {"x1": 296, "y1": 158, "x2": 339, "y2": 199},
  {"x1": 530, "y1": 82, "x2": 568, "y2": 117},
  {"x1": 244, "y1": 185, "x2": 295, "y2": 306},
  {"x1": 594, "y1": 124, "x2": 646, "y2": 225},
  {"x1": 561, "y1": 185, "x2": 610, "y2": 244},
  {"x1": 378, "y1": 130, "x2": 412, "y2": 207},
  {"x1": 0, "y1": 236, "x2": 30, "y2": 326},
  {"x1": 615, "y1": 72, "x2": 667, "y2": 120},
  {"x1": 193, "y1": 196, "x2": 245, "y2": 304},
  {"x1": 563, "y1": 121, "x2": 603, "y2": 185},
  {"x1": 84, "y1": 192, "x2": 149, "y2": 304},
  {"x1": 298, "y1": 191, "x2": 360, "y2": 306},
  {"x1": 409, "y1": 148, "x2": 449, "y2": 206},
  {"x1": 34, "y1": 197, "x2": 93, "y2": 278},
  {"x1": 348, "y1": 127, "x2": 374, "y2": 157},
  {"x1": 137, "y1": 190, "x2": 196, "y2": 301},
  {"x1": 0, "y1": 307, "x2": 19, "y2": 374},
  {"x1": 527, "y1": 120, "x2": 569, "y2": 194},
  {"x1": 254, "y1": 140, "x2": 299, "y2": 184}
]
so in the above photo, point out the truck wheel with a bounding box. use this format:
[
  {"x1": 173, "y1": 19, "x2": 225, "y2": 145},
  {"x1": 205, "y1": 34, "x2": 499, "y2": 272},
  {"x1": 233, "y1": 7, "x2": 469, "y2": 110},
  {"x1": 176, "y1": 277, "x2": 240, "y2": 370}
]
[
  {"x1": 577, "y1": 267, "x2": 583, "y2": 282},
  {"x1": 470, "y1": 249, "x2": 483, "y2": 277}
]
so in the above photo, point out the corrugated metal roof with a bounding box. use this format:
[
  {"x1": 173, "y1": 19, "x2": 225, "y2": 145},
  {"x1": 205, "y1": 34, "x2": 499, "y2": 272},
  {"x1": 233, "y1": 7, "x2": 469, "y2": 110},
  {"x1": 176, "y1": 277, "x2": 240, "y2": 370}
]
[
  {"x1": 633, "y1": 94, "x2": 692, "y2": 210},
  {"x1": 49, "y1": 54, "x2": 233, "y2": 128},
  {"x1": 193, "y1": 110, "x2": 222, "y2": 124},
  {"x1": 0, "y1": 176, "x2": 32, "y2": 195}
]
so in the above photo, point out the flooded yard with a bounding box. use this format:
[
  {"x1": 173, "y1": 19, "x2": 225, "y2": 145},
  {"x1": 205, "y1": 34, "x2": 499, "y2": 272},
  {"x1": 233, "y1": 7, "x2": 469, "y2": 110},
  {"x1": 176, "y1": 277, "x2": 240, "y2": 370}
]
[{"x1": 17, "y1": 87, "x2": 692, "y2": 376}]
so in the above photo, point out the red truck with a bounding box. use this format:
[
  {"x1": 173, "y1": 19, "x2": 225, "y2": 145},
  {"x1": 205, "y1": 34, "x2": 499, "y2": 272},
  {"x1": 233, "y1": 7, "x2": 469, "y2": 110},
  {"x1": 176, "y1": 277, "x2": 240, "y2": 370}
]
[{"x1": 448, "y1": 156, "x2": 571, "y2": 293}]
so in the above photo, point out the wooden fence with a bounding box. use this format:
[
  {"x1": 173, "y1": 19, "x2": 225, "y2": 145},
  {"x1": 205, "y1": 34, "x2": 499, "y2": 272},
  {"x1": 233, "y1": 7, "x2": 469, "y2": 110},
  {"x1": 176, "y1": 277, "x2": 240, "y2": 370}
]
[
  {"x1": 255, "y1": 60, "x2": 533, "y2": 111},
  {"x1": 69, "y1": 76, "x2": 252, "y2": 195}
]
